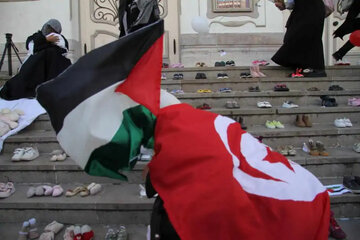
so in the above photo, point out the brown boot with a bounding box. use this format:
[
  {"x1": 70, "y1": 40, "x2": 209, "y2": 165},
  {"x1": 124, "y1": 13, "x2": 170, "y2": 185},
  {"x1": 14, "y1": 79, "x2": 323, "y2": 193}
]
[
  {"x1": 303, "y1": 115, "x2": 312, "y2": 127},
  {"x1": 295, "y1": 114, "x2": 306, "y2": 127},
  {"x1": 308, "y1": 139, "x2": 319, "y2": 156},
  {"x1": 316, "y1": 141, "x2": 329, "y2": 156}
]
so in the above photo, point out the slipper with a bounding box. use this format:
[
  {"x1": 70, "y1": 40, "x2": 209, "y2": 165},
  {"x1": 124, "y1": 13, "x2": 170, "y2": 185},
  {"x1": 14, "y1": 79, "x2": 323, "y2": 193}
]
[
  {"x1": 43, "y1": 185, "x2": 53, "y2": 196},
  {"x1": 0, "y1": 182, "x2": 15, "y2": 198},
  {"x1": 63, "y1": 225, "x2": 75, "y2": 240},
  {"x1": 81, "y1": 225, "x2": 94, "y2": 240},
  {"x1": 87, "y1": 183, "x2": 102, "y2": 195},
  {"x1": 39, "y1": 231, "x2": 54, "y2": 240},
  {"x1": 65, "y1": 186, "x2": 88, "y2": 197},
  {"x1": 44, "y1": 220, "x2": 64, "y2": 234},
  {"x1": 52, "y1": 185, "x2": 63, "y2": 197},
  {"x1": 35, "y1": 186, "x2": 44, "y2": 196},
  {"x1": 27, "y1": 187, "x2": 36, "y2": 198}
]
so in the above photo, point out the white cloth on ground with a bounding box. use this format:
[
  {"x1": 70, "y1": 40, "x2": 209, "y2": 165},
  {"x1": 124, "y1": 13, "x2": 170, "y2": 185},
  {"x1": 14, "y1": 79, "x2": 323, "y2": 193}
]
[{"x1": 0, "y1": 98, "x2": 46, "y2": 152}]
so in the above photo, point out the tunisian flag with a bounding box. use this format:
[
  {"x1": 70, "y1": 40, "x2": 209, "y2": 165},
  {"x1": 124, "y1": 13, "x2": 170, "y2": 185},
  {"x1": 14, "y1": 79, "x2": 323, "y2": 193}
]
[{"x1": 149, "y1": 103, "x2": 330, "y2": 240}]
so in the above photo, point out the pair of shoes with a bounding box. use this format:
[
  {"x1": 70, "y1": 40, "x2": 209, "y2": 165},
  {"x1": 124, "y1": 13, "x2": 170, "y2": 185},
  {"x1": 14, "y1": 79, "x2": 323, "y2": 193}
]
[
  {"x1": 274, "y1": 84, "x2": 289, "y2": 91},
  {"x1": 27, "y1": 185, "x2": 63, "y2": 198},
  {"x1": 219, "y1": 87, "x2": 232, "y2": 93},
  {"x1": 307, "y1": 87, "x2": 320, "y2": 91},
  {"x1": 196, "y1": 103, "x2": 211, "y2": 110},
  {"x1": 170, "y1": 89, "x2": 184, "y2": 94},
  {"x1": 250, "y1": 65, "x2": 266, "y2": 77},
  {"x1": 39, "y1": 221, "x2": 64, "y2": 240},
  {"x1": 334, "y1": 118, "x2": 352, "y2": 128},
  {"x1": 11, "y1": 147, "x2": 39, "y2": 161},
  {"x1": 66, "y1": 183, "x2": 102, "y2": 197},
  {"x1": 73, "y1": 225, "x2": 94, "y2": 240},
  {"x1": 248, "y1": 86, "x2": 260, "y2": 92},
  {"x1": 252, "y1": 59, "x2": 269, "y2": 66},
  {"x1": 195, "y1": 73, "x2": 207, "y2": 79},
  {"x1": 195, "y1": 62, "x2": 206, "y2": 67},
  {"x1": 277, "y1": 145, "x2": 296, "y2": 156},
  {"x1": 320, "y1": 95, "x2": 338, "y2": 107},
  {"x1": 302, "y1": 68, "x2": 327, "y2": 77},
  {"x1": 265, "y1": 120, "x2": 284, "y2": 129},
  {"x1": 17, "y1": 218, "x2": 39, "y2": 240},
  {"x1": 172, "y1": 73, "x2": 183, "y2": 80},
  {"x1": 295, "y1": 114, "x2": 312, "y2": 127},
  {"x1": 225, "y1": 101, "x2": 240, "y2": 109},
  {"x1": 240, "y1": 72, "x2": 252, "y2": 78},
  {"x1": 353, "y1": 142, "x2": 360, "y2": 153},
  {"x1": 161, "y1": 73, "x2": 166, "y2": 80},
  {"x1": 215, "y1": 61, "x2": 226, "y2": 67},
  {"x1": 329, "y1": 211, "x2": 347, "y2": 239},
  {"x1": 217, "y1": 73, "x2": 228, "y2": 79},
  {"x1": 197, "y1": 89, "x2": 212, "y2": 93},
  {"x1": 307, "y1": 139, "x2": 329, "y2": 156},
  {"x1": 282, "y1": 101, "x2": 298, "y2": 108},
  {"x1": 169, "y1": 63, "x2": 184, "y2": 68},
  {"x1": 257, "y1": 101, "x2": 272, "y2": 108},
  {"x1": 290, "y1": 68, "x2": 304, "y2": 78},
  {"x1": 348, "y1": 97, "x2": 360, "y2": 106},
  {"x1": 105, "y1": 226, "x2": 127, "y2": 240},
  {"x1": 343, "y1": 176, "x2": 360, "y2": 193},
  {"x1": 226, "y1": 60, "x2": 235, "y2": 66},
  {"x1": 329, "y1": 85, "x2": 344, "y2": 91},
  {"x1": 0, "y1": 181, "x2": 15, "y2": 198}
]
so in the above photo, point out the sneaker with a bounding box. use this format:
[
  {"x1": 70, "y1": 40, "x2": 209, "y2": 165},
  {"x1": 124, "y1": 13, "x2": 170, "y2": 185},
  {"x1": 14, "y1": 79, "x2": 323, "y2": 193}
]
[
  {"x1": 353, "y1": 143, "x2": 360, "y2": 153},
  {"x1": 343, "y1": 176, "x2": 360, "y2": 193},
  {"x1": 161, "y1": 73, "x2": 166, "y2": 80},
  {"x1": 282, "y1": 101, "x2": 298, "y2": 108},
  {"x1": 217, "y1": 73, "x2": 224, "y2": 79},
  {"x1": 219, "y1": 87, "x2": 232, "y2": 93},
  {"x1": 20, "y1": 147, "x2": 39, "y2": 161},
  {"x1": 272, "y1": 120, "x2": 284, "y2": 129},
  {"x1": 334, "y1": 119, "x2": 347, "y2": 128},
  {"x1": 286, "y1": 145, "x2": 296, "y2": 156},
  {"x1": 329, "y1": 211, "x2": 347, "y2": 239},
  {"x1": 265, "y1": 120, "x2": 276, "y2": 129},
  {"x1": 302, "y1": 68, "x2": 327, "y2": 78},
  {"x1": 343, "y1": 118, "x2": 352, "y2": 127},
  {"x1": 11, "y1": 148, "x2": 25, "y2": 161},
  {"x1": 334, "y1": 59, "x2": 350, "y2": 66}
]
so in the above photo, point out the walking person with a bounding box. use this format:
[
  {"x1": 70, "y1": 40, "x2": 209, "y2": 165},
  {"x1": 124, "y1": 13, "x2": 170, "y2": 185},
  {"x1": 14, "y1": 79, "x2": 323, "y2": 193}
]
[
  {"x1": 332, "y1": 0, "x2": 360, "y2": 64},
  {"x1": 272, "y1": 0, "x2": 327, "y2": 77}
]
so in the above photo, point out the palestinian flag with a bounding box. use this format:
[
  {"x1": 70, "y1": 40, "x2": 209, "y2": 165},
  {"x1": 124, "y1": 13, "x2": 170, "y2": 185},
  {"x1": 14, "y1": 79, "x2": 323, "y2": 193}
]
[
  {"x1": 149, "y1": 103, "x2": 330, "y2": 240},
  {"x1": 36, "y1": 20, "x2": 174, "y2": 180}
]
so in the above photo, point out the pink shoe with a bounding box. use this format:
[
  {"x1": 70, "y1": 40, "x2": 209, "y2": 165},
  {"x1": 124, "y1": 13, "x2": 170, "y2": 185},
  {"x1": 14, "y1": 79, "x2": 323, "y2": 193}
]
[{"x1": 250, "y1": 66, "x2": 260, "y2": 78}]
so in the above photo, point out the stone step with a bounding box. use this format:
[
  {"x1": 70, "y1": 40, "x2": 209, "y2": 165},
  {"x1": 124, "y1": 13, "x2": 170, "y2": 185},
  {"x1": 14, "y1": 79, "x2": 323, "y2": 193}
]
[
  {"x1": 0, "y1": 183, "x2": 153, "y2": 224},
  {"x1": 161, "y1": 77, "x2": 360, "y2": 92},
  {"x1": 161, "y1": 65, "x2": 360, "y2": 77},
  {"x1": 2, "y1": 219, "x2": 360, "y2": 240},
  {"x1": 26, "y1": 106, "x2": 360, "y2": 131},
  {"x1": 3, "y1": 123, "x2": 360, "y2": 153},
  {"x1": 0, "y1": 223, "x2": 147, "y2": 240},
  {"x1": 0, "y1": 147, "x2": 359, "y2": 184},
  {"x1": 0, "y1": 183, "x2": 359, "y2": 223}
]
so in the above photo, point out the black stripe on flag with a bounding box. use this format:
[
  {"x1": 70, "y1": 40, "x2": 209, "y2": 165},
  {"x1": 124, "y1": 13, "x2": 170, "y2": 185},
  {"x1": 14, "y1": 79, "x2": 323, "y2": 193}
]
[{"x1": 36, "y1": 19, "x2": 164, "y2": 133}]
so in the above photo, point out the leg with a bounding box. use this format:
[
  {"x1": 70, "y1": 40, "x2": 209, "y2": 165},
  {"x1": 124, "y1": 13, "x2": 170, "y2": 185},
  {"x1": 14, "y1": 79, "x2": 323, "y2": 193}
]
[{"x1": 333, "y1": 40, "x2": 354, "y2": 60}]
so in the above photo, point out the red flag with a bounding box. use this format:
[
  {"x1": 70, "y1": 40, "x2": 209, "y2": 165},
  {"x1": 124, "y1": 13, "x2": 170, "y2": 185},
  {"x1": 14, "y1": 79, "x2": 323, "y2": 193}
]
[{"x1": 149, "y1": 103, "x2": 330, "y2": 240}]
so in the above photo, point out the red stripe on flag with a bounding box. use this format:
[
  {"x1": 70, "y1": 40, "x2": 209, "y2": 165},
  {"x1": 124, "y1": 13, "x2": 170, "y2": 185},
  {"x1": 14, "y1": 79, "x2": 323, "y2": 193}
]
[{"x1": 115, "y1": 35, "x2": 163, "y2": 115}]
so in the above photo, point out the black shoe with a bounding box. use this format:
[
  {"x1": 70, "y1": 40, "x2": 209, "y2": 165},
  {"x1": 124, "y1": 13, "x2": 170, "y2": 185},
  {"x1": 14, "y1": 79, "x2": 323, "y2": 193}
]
[
  {"x1": 195, "y1": 73, "x2": 202, "y2": 79},
  {"x1": 238, "y1": 116, "x2": 247, "y2": 130},
  {"x1": 320, "y1": 96, "x2": 338, "y2": 107},
  {"x1": 329, "y1": 85, "x2": 344, "y2": 91},
  {"x1": 343, "y1": 176, "x2": 360, "y2": 194},
  {"x1": 302, "y1": 69, "x2": 327, "y2": 78},
  {"x1": 201, "y1": 73, "x2": 207, "y2": 79}
]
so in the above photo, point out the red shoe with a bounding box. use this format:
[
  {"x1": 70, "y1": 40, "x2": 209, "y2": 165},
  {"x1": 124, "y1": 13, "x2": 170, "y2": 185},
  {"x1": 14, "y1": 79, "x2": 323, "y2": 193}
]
[
  {"x1": 291, "y1": 68, "x2": 304, "y2": 78},
  {"x1": 329, "y1": 211, "x2": 347, "y2": 239}
]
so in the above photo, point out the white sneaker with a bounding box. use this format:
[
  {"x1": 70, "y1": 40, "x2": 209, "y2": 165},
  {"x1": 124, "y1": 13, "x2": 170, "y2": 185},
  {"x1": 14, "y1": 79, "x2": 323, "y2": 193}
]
[
  {"x1": 282, "y1": 101, "x2": 299, "y2": 108},
  {"x1": 20, "y1": 147, "x2": 39, "y2": 161},
  {"x1": 343, "y1": 118, "x2": 352, "y2": 127},
  {"x1": 11, "y1": 148, "x2": 25, "y2": 161},
  {"x1": 334, "y1": 119, "x2": 346, "y2": 128},
  {"x1": 264, "y1": 101, "x2": 272, "y2": 108}
]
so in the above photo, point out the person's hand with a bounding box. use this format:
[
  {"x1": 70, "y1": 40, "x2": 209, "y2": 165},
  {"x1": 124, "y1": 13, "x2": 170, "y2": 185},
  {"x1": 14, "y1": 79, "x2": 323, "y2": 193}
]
[
  {"x1": 46, "y1": 34, "x2": 59, "y2": 43},
  {"x1": 274, "y1": 0, "x2": 286, "y2": 10}
]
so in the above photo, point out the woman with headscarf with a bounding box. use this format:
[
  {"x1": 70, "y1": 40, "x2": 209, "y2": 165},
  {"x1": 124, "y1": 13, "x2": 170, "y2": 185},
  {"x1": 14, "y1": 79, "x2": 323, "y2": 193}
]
[
  {"x1": 271, "y1": 0, "x2": 327, "y2": 77},
  {"x1": 0, "y1": 19, "x2": 71, "y2": 100}
]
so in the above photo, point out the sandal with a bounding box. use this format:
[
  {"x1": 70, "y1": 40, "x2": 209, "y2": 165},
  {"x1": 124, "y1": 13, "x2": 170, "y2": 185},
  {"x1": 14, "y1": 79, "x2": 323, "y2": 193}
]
[{"x1": 65, "y1": 186, "x2": 89, "y2": 197}]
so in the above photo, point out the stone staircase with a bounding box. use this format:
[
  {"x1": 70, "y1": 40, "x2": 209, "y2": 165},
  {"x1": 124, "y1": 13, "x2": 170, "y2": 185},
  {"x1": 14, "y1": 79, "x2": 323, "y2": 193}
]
[{"x1": 0, "y1": 66, "x2": 360, "y2": 239}]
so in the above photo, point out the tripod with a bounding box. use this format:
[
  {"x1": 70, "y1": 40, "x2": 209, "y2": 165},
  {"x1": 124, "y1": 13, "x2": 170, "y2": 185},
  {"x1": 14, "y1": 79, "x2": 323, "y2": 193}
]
[{"x1": 0, "y1": 33, "x2": 22, "y2": 76}]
